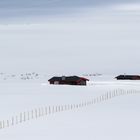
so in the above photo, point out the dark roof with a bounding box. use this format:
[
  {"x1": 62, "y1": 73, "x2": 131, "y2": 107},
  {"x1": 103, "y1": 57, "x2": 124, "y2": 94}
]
[
  {"x1": 48, "y1": 76, "x2": 89, "y2": 82},
  {"x1": 115, "y1": 75, "x2": 140, "y2": 79}
]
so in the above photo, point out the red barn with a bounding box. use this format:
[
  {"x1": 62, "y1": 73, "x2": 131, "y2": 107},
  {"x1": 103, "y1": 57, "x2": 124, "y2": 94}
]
[{"x1": 48, "y1": 76, "x2": 89, "y2": 86}]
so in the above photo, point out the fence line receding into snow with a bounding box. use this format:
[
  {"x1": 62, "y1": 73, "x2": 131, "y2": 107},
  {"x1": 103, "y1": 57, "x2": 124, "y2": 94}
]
[{"x1": 0, "y1": 89, "x2": 140, "y2": 130}]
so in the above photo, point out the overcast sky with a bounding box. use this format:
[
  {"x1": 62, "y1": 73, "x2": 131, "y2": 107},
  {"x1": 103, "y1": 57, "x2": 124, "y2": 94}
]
[
  {"x1": 0, "y1": 0, "x2": 140, "y2": 75},
  {"x1": 0, "y1": 0, "x2": 140, "y2": 22}
]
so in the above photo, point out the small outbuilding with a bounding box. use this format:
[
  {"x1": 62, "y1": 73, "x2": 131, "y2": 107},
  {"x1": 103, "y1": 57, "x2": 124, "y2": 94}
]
[
  {"x1": 115, "y1": 75, "x2": 140, "y2": 80},
  {"x1": 48, "y1": 76, "x2": 89, "y2": 86}
]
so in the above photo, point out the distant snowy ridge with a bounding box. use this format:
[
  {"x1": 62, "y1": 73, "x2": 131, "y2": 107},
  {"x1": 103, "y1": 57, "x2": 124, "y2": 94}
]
[{"x1": 0, "y1": 89, "x2": 139, "y2": 130}]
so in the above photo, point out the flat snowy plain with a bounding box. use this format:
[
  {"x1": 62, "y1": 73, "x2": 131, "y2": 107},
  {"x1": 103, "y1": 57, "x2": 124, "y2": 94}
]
[
  {"x1": 0, "y1": 0, "x2": 140, "y2": 139},
  {"x1": 0, "y1": 75, "x2": 140, "y2": 140}
]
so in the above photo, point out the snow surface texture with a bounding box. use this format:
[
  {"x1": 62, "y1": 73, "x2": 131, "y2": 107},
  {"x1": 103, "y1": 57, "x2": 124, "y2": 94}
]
[
  {"x1": 0, "y1": 88, "x2": 139, "y2": 130},
  {"x1": 0, "y1": 80, "x2": 140, "y2": 140}
]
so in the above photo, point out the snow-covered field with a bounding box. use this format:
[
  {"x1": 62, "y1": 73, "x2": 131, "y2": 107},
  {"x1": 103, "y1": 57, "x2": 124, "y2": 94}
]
[
  {"x1": 0, "y1": 75, "x2": 140, "y2": 140},
  {"x1": 0, "y1": 0, "x2": 140, "y2": 139}
]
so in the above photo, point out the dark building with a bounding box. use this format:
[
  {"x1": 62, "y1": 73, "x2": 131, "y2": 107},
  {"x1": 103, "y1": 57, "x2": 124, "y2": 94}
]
[
  {"x1": 115, "y1": 75, "x2": 140, "y2": 80},
  {"x1": 48, "y1": 76, "x2": 89, "y2": 86}
]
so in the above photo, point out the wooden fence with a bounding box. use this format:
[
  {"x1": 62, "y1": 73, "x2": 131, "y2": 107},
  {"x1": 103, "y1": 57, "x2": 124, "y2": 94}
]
[{"x1": 0, "y1": 89, "x2": 140, "y2": 130}]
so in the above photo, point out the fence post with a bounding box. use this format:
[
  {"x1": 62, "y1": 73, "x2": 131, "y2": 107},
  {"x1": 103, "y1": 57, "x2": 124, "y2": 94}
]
[
  {"x1": 112, "y1": 91, "x2": 114, "y2": 97},
  {"x1": 71, "y1": 104, "x2": 73, "y2": 109},
  {"x1": 64, "y1": 105, "x2": 66, "y2": 111},
  {"x1": 61, "y1": 105, "x2": 63, "y2": 111},
  {"x1": 52, "y1": 106, "x2": 54, "y2": 114},
  {"x1": 0, "y1": 121, "x2": 2, "y2": 129},
  {"x1": 55, "y1": 106, "x2": 57, "y2": 112},
  {"x1": 45, "y1": 107, "x2": 47, "y2": 115},
  {"x1": 119, "y1": 89, "x2": 121, "y2": 96},
  {"x1": 73, "y1": 104, "x2": 75, "y2": 109},
  {"x1": 105, "y1": 94, "x2": 107, "y2": 100},
  {"x1": 122, "y1": 89, "x2": 124, "y2": 95},
  {"x1": 31, "y1": 110, "x2": 34, "y2": 119},
  {"x1": 24, "y1": 112, "x2": 26, "y2": 121},
  {"x1": 103, "y1": 95, "x2": 105, "y2": 101},
  {"x1": 7, "y1": 120, "x2": 9, "y2": 127},
  {"x1": 35, "y1": 109, "x2": 38, "y2": 118},
  {"x1": 93, "y1": 99, "x2": 95, "y2": 104},
  {"x1": 20, "y1": 113, "x2": 22, "y2": 123},
  {"x1": 120, "y1": 89, "x2": 122, "y2": 95},
  {"x1": 11, "y1": 117, "x2": 14, "y2": 125},
  {"x1": 41, "y1": 107, "x2": 43, "y2": 116},
  {"x1": 27, "y1": 111, "x2": 30, "y2": 120},
  {"x1": 100, "y1": 95, "x2": 102, "y2": 101},
  {"x1": 104, "y1": 94, "x2": 106, "y2": 101},
  {"x1": 106, "y1": 93, "x2": 108, "y2": 100},
  {"x1": 38, "y1": 108, "x2": 40, "y2": 117},
  {"x1": 116, "y1": 89, "x2": 118, "y2": 96},
  {"x1": 109, "y1": 92, "x2": 111, "y2": 99},
  {"x1": 57, "y1": 106, "x2": 59, "y2": 112},
  {"x1": 41, "y1": 107, "x2": 44, "y2": 116},
  {"x1": 16, "y1": 116, "x2": 18, "y2": 124},
  {"x1": 2, "y1": 120, "x2": 5, "y2": 128},
  {"x1": 95, "y1": 98, "x2": 98, "y2": 103},
  {"x1": 113, "y1": 90, "x2": 115, "y2": 97},
  {"x1": 49, "y1": 106, "x2": 51, "y2": 114}
]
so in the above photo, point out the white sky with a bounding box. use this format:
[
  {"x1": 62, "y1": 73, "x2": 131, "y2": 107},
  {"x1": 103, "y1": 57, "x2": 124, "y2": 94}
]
[{"x1": 0, "y1": 1, "x2": 140, "y2": 75}]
